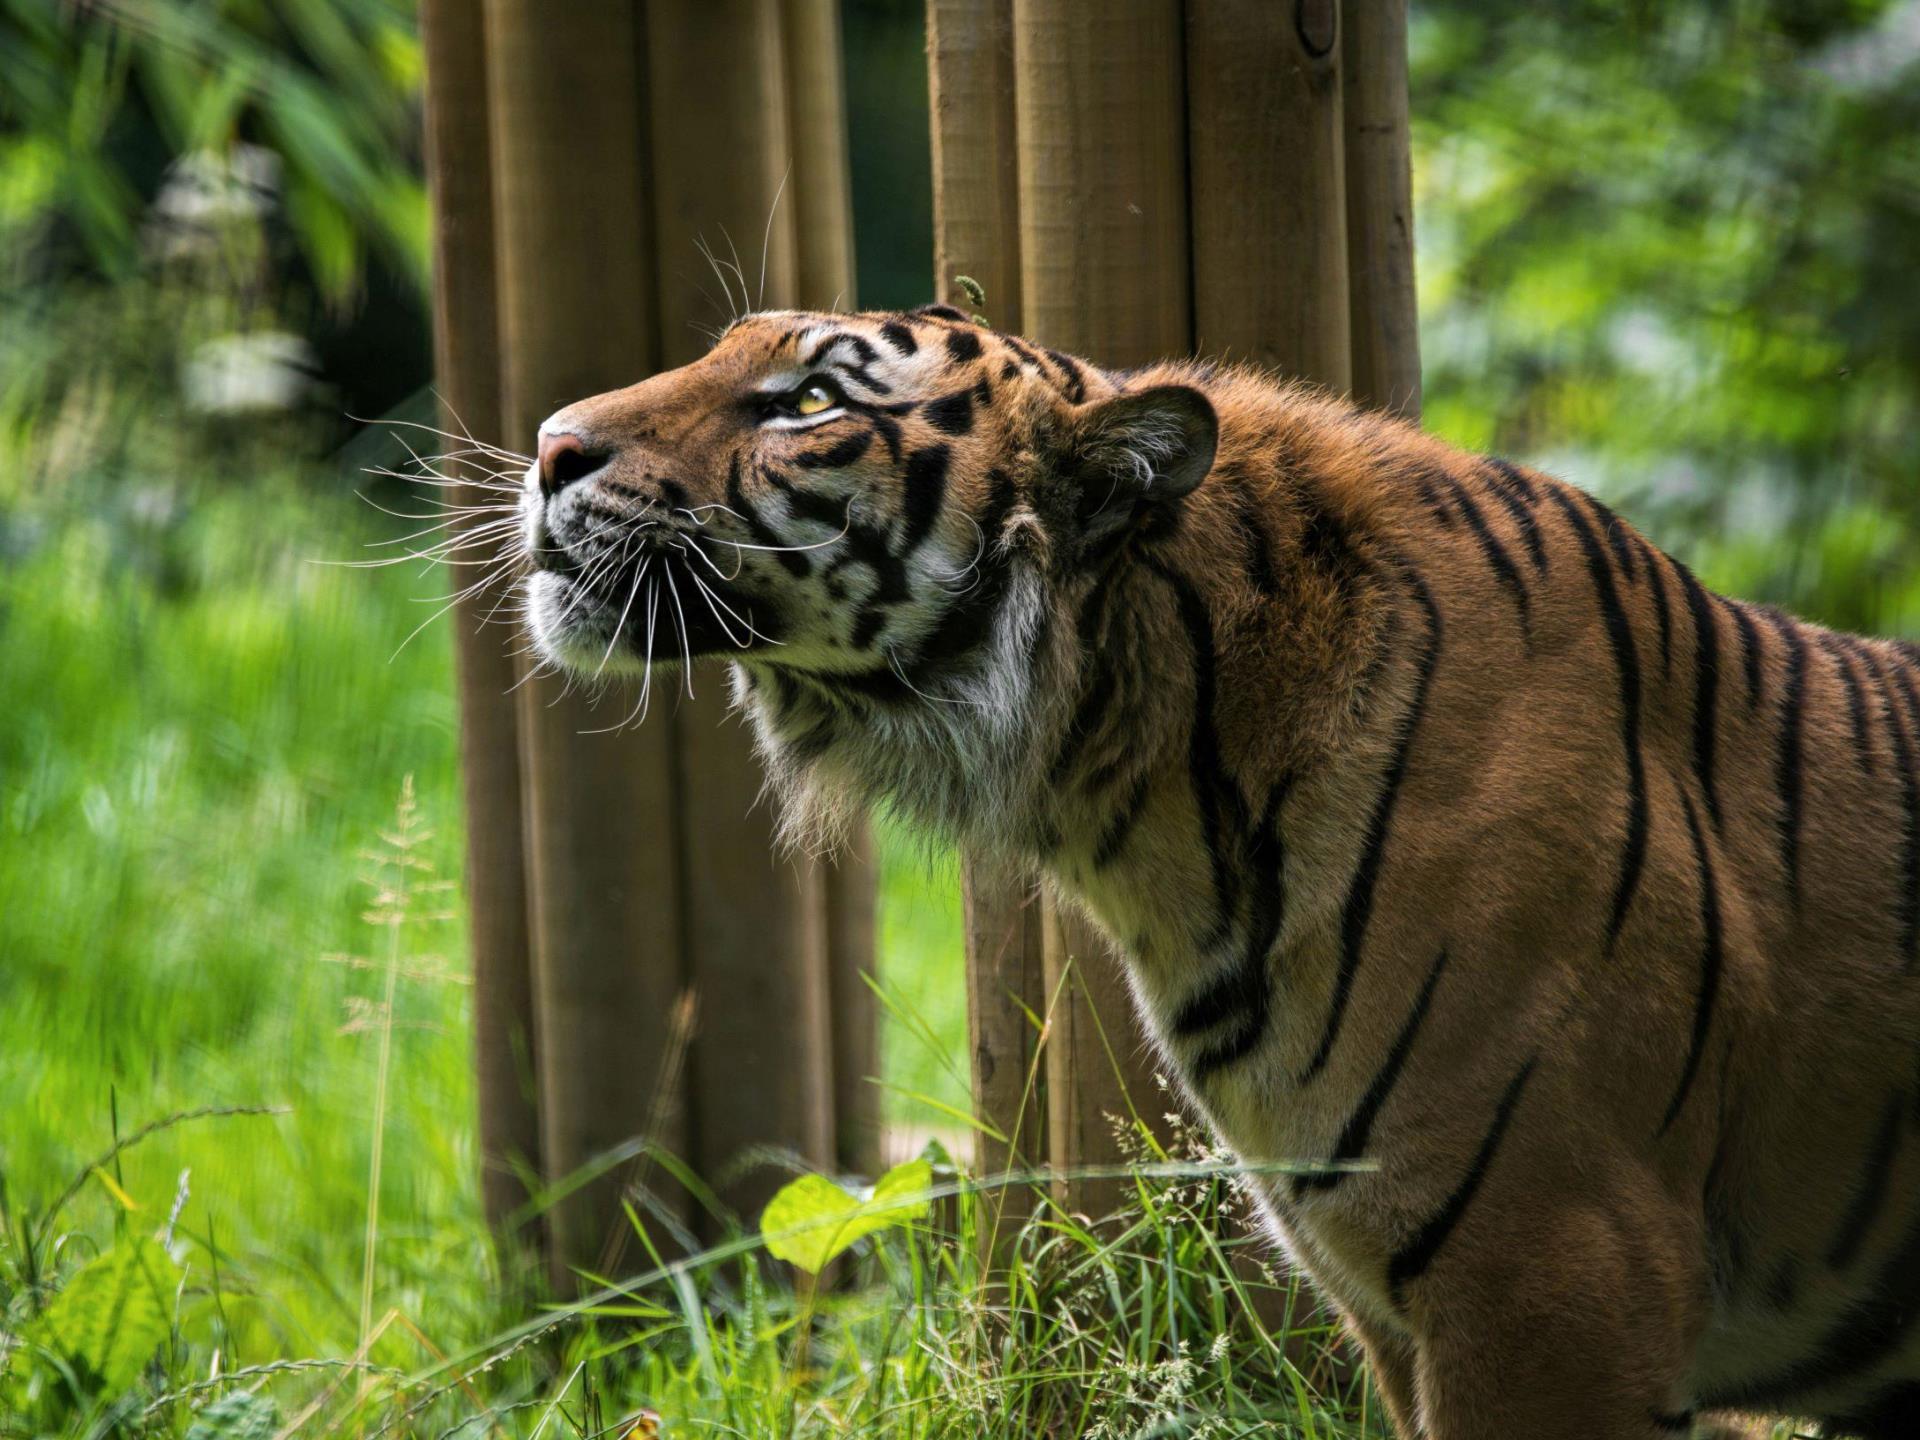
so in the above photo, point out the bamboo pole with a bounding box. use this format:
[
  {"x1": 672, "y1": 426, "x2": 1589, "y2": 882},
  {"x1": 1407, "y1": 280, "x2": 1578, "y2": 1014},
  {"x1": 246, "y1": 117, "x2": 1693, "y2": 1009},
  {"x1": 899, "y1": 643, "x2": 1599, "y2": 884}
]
[
  {"x1": 929, "y1": 0, "x2": 1051, "y2": 1240},
  {"x1": 1185, "y1": 0, "x2": 1360, "y2": 1335},
  {"x1": 482, "y1": 0, "x2": 688, "y2": 1290},
  {"x1": 927, "y1": 0, "x2": 1022, "y2": 319},
  {"x1": 780, "y1": 0, "x2": 882, "y2": 1179},
  {"x1": 418, "y1": 0, "x2": 542, "y2": 1258},
  {"x1": 1342, "y1": 0, "x2": 1421, "y2": 418},
  {"x1": 1012, "y1": 0, "x2": 1190, "y2": 365},
  {"x1": 1187, "y1": 0, "x2": 1351, "y2": 388},
  {"x1": 1011, "y1": 0, "x2": 1189, "y2": 1217},
  {"x1": 782, "y1": 0, "x2": 858, "y2": 315},
  {"x1": 642, "y1": 0, "x2": 845, "y2": 1224},
  {"x1": 1040, "y1": 906, "x2": 1161, "y2": 1216},
  {"x1": 959, "y1": 861, "x2": 1047, "y2": 1244}
]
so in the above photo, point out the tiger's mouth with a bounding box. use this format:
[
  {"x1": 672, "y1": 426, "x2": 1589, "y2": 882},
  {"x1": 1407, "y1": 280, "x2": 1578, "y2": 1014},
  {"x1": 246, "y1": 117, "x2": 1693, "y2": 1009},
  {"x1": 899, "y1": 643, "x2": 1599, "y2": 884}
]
[{"x1": 522, "y1": 498, "x2": 787, "y2": 675}]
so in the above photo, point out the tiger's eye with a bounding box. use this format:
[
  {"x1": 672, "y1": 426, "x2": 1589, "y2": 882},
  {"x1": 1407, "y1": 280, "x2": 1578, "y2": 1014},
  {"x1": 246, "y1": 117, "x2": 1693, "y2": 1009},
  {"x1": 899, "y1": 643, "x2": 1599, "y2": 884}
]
[{"x1": 793, "y1": 383, "x2": 837, "y2": 416}]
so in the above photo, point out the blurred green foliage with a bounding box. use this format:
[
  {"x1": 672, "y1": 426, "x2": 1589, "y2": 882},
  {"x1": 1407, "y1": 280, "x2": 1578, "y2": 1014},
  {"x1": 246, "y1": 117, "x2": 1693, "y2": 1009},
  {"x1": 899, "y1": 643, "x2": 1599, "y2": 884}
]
[
  {"x1": 1, "y1": 0, "x2": 425, "y2": 302},
  {"x1": 1416, "y1": 0, "x2": 1920, "y2": 634}
]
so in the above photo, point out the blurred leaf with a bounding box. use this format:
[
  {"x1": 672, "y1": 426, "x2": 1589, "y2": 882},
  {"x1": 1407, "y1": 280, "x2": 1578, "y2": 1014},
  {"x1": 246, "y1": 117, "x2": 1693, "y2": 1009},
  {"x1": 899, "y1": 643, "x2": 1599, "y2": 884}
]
[
  {"x1": 761, "y1": 1159, "x2": 932, "y2": 1275},
  {"x1": 186, "y1": 1391, "x2": 281, "y2": 1440},
  {"x1": 34, "y1": 1234, "x2": 181, "y2": 1394}
]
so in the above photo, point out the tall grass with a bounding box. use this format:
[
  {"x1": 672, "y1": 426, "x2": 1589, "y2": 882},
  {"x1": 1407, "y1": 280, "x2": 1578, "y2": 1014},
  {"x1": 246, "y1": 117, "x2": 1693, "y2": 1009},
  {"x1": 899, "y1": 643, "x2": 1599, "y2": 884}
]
[{"x1": 0, "y1": 434, "x2": 1390, "y2": 1432}]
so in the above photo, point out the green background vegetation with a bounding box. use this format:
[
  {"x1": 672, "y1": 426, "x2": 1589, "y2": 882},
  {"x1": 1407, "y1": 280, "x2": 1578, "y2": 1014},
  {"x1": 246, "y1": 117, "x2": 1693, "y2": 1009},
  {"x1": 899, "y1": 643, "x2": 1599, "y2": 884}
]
[{"x1": 1, "y1": 0, "x2": 1914, "y2": 1434}]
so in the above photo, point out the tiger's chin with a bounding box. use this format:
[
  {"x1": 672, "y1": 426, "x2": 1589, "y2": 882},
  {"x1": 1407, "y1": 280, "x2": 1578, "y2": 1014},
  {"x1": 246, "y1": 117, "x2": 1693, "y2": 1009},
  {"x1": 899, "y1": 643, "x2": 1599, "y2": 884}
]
[
  {"x1": 524, "y1": 572, "x2": 650, "y2": 677},
  {"x1": 524, "y1": 571, "x2": 776, "y2": 677}
]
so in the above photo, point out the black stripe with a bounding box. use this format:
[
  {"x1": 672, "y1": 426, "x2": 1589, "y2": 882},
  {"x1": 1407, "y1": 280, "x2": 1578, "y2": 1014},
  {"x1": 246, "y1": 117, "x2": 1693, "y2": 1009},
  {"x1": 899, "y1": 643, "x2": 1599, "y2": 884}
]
[
  {"x1": 1887, "y1": 660, "x2": 1920, "y2": 970},
  {"x1": 805, "y1": 332, "x2": 849, "y2": 365},
  {"x1": 1001, "y1": 334, "x2": 1042, "y2": 369},
  {"x1": 1148, "y1": 559, "x2": 1243, "y2": 948},
  {"x1": 795, "y1": 430, "x2": 873, "y2": 469},
  {"x1": 1405, "y1": 460, "x2": 1456, "y2": 528},
  {"x1": 1048, "y1": 577, "x2": 1119, "y2": 783},
  {"x1": 1650, "y1": 1410, "x2": 1694, "y2": 1433},
  {"x1": 1828, "y1": 1095, "x2": 1904, "y2": 1270},
  {"x1": 1659, "y1": 788, "x2": 1723, "y2": 1137},
  {"x1": 726, "y1": 454, "x2": 809, "y2": 577},
  {"x1": 1761, "y1": 608, "x2": 1808, "y2": 908},
  {"x1": 943, "y1": 328, "x2": 983, "y2": 363},
  {"x1": 1727, "y1": 600, "x2": 1765, "y2": 711},
  {"x1": 1227, "y1": 487, "x2": 1281, "y2": 597},
  {"x1": 1854, "y1": 642, "x2": 1920, "y2": 967},
  {"x1": 879, "y1": 319, "x2": 918, "y2": 356},
  {"x1": 844, "y1": 399, "x2": 904, "y2": 463},
  {"x1": 1387, "y1": 1059, "x2": 1537, "y2": 1305},
  {"x1": 923, "y1": 387, "x2": 975, "y2": 436},
  {"x1": 1093, "y1": 772, "x2": 1153, "y2": 869},
  {"x1": 1592, "y1": 497, "x2": 1639, "y2": 585},
  {"x1": 833, "y1": 359, "x2": 891, "y2": 396},
  {"x1": 906, "y1": 467, "x2": 1020, "y2": 675},
  {"x1": 787, "y1": 713, "x2": 838, "y2": 764},
  {"x1": 1638, "y1": 539, "x2": 1674, "y2": 680},
  {"x1": 1483, "y1": 458, "x2": 1547, "y2": 573},
  {"x1": 1295, "y1": 947, "x2": 1450, "y2": 1196},
  {"x1": 898, "y1": 445, "x2": 950, "y2": 553},
  {"x1": 1673, "y1": 561, "x2": 1725, "y2": 829},
  {"x1": 1818, "y1": 632, "x2": 1876, "y2": 774},
  {"x1": 850, "y1": 607, "x2": 886, "y2": 650},
  {"x1": 1549, "y1": 489, "x2": 1648, "y2": 952},
  {"x1": 1437, "y1": 471, "x2": 1531, "y2": 637},
  {"x1": 1766, "y1": 1258, "x2": 1801, "y2": 1312},
  {"x1": 783, "y1": 484, "x2": 854, "y2": 532},
  {"x1": 1299, "y1": 573, "x2": 1442, "y2": 1083},
  {"x1": 1044, "y1": 348, "x2": 1088, "y2": 403},
  {"x1": 1707, "y1": 1191, "x2": 1920, "y2": 1409},
  {"x1": 1183, "y1": 782, "x2": 1289, "y2": 1082}
]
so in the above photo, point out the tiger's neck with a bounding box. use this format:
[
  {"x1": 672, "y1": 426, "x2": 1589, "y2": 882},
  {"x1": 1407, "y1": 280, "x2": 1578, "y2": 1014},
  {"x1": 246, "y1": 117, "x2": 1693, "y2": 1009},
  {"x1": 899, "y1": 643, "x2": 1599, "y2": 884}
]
[{"x1": 1021, "y1": 393, "x2": 1428, "y2": 1092}]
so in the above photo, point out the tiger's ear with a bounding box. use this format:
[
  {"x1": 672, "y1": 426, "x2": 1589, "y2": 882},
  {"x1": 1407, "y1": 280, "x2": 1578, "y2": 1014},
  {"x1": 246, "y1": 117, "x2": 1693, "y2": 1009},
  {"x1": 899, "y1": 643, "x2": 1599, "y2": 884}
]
[{"x1": 1064, "y1": 385, "x2": 1218, "y2": 547}]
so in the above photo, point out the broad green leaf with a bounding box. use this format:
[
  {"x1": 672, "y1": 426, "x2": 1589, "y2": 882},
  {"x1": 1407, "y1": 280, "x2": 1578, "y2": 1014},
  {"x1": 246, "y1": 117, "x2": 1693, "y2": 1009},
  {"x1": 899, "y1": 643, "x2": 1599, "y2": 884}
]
[
  {"x1": 760, "y1": 1159, "x2": 932, "y2": 1275},
  {"x1": 186, "y1": 1391, "x2": 279, "y2": 1440},
  {"x1": 37, "y1": 1236, "x2": 181, "y2": 1393}
]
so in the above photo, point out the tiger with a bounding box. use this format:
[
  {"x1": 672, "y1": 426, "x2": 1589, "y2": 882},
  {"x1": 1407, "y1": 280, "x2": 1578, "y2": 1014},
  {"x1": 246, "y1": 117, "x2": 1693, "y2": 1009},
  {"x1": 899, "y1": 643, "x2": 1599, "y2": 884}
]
[{"x1": 515, "y1": 302, "x2": 1920, "y2": 1440}]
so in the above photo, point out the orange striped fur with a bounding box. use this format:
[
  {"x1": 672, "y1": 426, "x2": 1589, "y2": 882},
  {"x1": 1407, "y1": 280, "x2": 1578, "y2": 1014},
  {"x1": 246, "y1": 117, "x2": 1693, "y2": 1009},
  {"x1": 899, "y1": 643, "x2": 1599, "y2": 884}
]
[{"x1": 520, "y1": 306, "x2": 1920, "y2": 1439}]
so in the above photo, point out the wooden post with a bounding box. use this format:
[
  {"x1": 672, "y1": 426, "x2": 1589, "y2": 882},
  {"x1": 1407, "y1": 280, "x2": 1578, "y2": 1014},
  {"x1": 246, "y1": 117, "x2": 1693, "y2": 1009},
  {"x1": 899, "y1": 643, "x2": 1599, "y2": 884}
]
[
  {"x1": 419, "y1": 0, "x2": 543, "y2": 1256},
  {"x1": 929, "y1": 0, "x2": 1051, "y2": 1242},
  {"x1": 482, "y1": 0, "x2": 688, "y2": 1290},
  {"x1": 928, "y1": 0, "x2": 1022, "y2": 322},
  {"x1": 1040, "y1": 906, "x2": 1160, "y2": 1216},
  {"x1": 1011, "y1": 0, "x2": 1190, "y2": 364},
  {"x1": 431, "y1": 3, "x2": 876, "y2": 1288},
  {"x1": 1342, "y1": 0, "x2": 1421, "y2": 419},
  {"x1": 959, "y1": 862, "x2": 1047, "y2": 1245},
  {"x1": 932, "y1": 0, "x2": 1417, "y2": 1240},
  {"x1": 780, "y1": 0, "x2": 882, "y2": 1180},
  {"x1": 1187, "y1": 0, "x2": 1351, "y2": 388},
  {"x1": 641, "y1": 0, "x2": 855, "y2": 1226},
  {"x1": 1009, "y1": 0, "x2": 1191, "y2": 1217},
  {"x1": 781, "y1": 0, "x2": 859, "y2": 316}
]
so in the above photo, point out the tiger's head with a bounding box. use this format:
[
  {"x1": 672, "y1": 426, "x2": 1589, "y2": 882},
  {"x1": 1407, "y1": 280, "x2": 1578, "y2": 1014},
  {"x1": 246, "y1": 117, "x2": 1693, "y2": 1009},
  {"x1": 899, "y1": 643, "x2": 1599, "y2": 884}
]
[{"x1": 521, "y1": 305, "x2": 1219, "y2": 848}]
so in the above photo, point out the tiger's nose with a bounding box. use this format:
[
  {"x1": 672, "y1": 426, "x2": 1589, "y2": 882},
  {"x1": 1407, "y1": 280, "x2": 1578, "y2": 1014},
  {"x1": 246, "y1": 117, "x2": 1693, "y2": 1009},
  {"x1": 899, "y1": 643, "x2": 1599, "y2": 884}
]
[{"x1": 537, "y1": 429, "x2": 611, "y2": 496}]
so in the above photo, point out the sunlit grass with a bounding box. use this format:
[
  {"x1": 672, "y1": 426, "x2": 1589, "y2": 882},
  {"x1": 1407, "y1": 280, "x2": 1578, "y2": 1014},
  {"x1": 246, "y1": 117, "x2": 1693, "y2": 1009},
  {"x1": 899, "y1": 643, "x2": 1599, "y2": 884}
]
[{"x1": 0, "y1": 462, "x2": 1387, "y2": 1436}]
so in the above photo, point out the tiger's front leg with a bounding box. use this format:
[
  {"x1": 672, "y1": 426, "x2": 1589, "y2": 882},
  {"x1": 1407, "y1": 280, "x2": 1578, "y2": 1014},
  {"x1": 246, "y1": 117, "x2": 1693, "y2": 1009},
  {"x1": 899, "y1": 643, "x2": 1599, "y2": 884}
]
[{"x1": 1394, "y1": 1190, "x2": 1710, "y2": 1440}]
